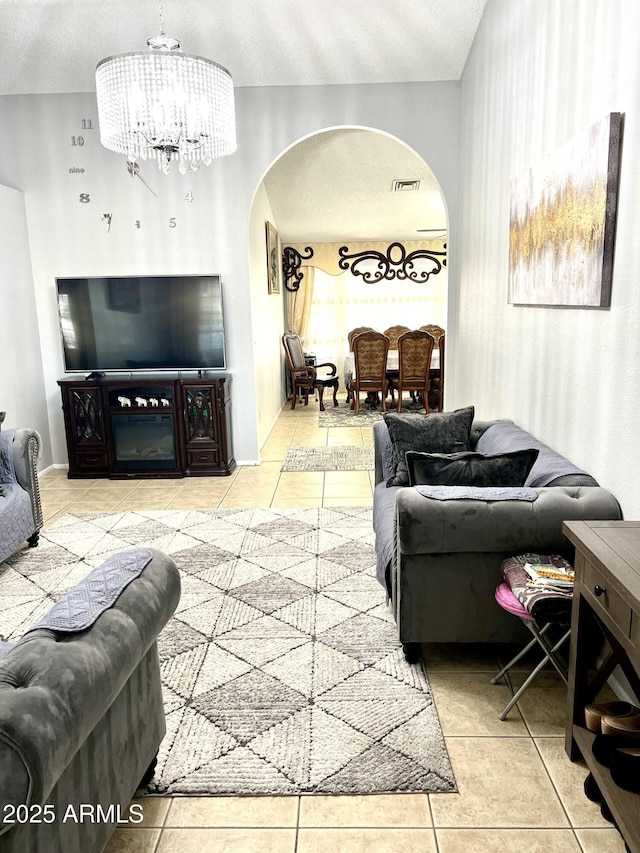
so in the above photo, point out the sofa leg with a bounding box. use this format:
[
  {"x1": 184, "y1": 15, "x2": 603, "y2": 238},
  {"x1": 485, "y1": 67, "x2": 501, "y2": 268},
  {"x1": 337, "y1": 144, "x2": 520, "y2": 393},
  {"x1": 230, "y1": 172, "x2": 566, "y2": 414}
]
[
  {"x1": 139, "y1": 755, "x2": 158, "y2": 789},
  {"x1": 27, "y1": 532, "x2": 39, "y2": 548},
  {"x1": 402, "y1": 642, "x2": 422, "y2": 664}
]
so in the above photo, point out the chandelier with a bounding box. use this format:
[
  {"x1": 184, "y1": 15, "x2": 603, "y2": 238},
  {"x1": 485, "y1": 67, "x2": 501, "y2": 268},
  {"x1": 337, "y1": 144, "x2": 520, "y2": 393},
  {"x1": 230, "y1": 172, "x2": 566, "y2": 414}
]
[{"x1": 95, "y1": 0, "x2": 236, "y2": 174}]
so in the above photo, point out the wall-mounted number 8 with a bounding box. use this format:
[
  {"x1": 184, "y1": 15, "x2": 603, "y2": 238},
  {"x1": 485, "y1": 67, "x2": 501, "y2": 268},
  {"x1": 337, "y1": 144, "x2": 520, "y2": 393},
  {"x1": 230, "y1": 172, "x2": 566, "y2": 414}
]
[{"x1": 79, "y1": 193, "x2": 91, "y2": 203}]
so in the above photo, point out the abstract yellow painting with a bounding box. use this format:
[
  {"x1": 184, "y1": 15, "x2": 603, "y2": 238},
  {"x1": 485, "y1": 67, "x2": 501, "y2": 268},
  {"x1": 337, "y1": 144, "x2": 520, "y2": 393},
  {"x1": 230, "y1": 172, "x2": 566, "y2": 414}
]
[{"x1": 508, "y1": 113, "x2": 621, "y2": 307}]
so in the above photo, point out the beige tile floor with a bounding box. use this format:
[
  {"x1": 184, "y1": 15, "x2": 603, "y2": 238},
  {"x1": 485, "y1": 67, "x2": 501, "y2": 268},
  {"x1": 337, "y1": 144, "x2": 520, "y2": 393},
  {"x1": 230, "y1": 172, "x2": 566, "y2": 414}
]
[{"x1": 38, "y1": 404, "x2": 628, "y2": 852}]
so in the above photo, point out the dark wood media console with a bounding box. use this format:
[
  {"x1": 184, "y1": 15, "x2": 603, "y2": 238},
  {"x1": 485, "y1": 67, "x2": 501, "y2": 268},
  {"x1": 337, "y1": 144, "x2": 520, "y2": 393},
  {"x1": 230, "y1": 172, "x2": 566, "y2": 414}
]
[{"x1": 58, "y1": 374, "x2": 235, "y2": 478}]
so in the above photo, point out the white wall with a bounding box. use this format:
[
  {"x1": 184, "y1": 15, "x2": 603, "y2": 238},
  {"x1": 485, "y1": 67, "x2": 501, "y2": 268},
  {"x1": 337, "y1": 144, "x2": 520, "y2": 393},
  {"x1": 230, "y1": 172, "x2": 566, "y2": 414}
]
[
  {"x1": 0, "y1": 81, "x2": 461, "y2": 469},
  {"x1": 453, "y1": 0, "x2": 640, "y2": 516},
  {"x1": 0, "y1": 184, "x2": 51, "y2": 463},
  {"x1": 248, "y1": 182, "x2": 286, "y2": 452}
]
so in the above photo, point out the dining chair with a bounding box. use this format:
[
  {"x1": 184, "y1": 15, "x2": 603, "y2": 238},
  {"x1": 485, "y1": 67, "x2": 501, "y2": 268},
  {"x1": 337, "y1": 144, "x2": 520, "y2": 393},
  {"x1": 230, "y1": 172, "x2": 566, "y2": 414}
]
[
  {"x1": 282, "y1": 330, "x2": 339, "y2": 412},
  {"x1": 428, "y1": 331, "x2": 445, "y2": 412},
  {"x1": 347, "y1": 326, "x2": 375, "y2": 351},
  {"x1": 419, "y1": 324, "x2": 445, "y2": 344},
  {"x1": 382, "y1": 325, "x2": 411, "y2": 350},
  {"x1": 381, "y1": 325, "x2": 410, "y2": 401},
  {"x1": 349, "y1": 331, "x2": 390, "y2": 414},
  {"x1": 389, "y1": 330, "x2": 435, "y2": 413}
]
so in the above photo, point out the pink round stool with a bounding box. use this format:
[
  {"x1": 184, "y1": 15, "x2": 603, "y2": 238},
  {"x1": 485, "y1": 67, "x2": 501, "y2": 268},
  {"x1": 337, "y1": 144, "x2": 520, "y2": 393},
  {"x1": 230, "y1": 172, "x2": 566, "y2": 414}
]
[
  {"x1": 495, "y1": 581, "x2": 533, "y2": 620},
  {"x1": 491, "y1": 581, "x2": 570, "y2": 720}
]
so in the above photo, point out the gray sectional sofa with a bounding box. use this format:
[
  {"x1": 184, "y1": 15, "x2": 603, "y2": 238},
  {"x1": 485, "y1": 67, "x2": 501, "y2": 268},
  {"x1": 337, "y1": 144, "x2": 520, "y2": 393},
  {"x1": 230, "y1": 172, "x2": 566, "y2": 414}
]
[
  {"x1": 373, "y1": 414, "x2": 623, "y2": 659},
  {"x1": 0, "y1": 548, "x2": 180, "y2": 853}
]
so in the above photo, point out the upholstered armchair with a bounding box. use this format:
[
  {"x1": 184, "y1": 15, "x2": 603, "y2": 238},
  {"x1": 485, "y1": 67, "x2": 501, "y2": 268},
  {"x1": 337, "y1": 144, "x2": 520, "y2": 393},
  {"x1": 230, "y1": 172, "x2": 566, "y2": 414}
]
[
  {"x1": 0, "y1": 419, "x2": 43, "y2": 563},
  {"x1": 282, "y1": 330, "x2": 339, "y2": 412}
]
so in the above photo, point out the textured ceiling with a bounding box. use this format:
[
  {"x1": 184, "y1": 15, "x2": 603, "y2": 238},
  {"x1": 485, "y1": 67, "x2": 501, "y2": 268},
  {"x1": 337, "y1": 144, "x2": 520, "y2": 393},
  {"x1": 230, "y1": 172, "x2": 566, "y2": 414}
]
[
  {"x1": 0, "y1": 0, "x2": 487, "y2": 95},
  {"x1": 0, "y1": 0, "x2": 487, "y2": 241},
  {"x1": 264, "y1": 128, "x2": 448, "y2": 242}
]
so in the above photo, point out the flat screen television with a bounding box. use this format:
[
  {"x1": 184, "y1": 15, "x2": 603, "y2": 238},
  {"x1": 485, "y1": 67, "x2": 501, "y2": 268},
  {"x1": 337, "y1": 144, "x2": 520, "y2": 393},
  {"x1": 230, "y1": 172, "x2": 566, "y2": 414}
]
[{"x1": 56, "y1": 275, "x2": 226, "y2": 372}]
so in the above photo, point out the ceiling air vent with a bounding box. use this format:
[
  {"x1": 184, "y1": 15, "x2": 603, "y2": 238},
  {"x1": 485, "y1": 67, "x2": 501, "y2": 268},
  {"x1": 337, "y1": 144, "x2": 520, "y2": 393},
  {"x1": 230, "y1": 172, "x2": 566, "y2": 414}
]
[{"x1": 392, "y1": 179, "x2": 422, "y2": 192}]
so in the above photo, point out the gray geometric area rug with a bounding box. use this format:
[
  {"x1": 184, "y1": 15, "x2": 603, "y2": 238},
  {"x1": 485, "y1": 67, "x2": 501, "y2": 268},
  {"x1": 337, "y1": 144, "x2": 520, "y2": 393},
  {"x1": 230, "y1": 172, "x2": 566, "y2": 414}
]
[
  {"x1": 319, "y1": 402, "x2": 385, "y2": 428},
  {"x1": 0, "y1": 508, "x2": 456, "y2": 796},
  {"x1": 318, "y1": 399, "x2": 424, "y2": 428},
  {"x1": 281, "y1": 446, "x2": 374, "y2": 472}
]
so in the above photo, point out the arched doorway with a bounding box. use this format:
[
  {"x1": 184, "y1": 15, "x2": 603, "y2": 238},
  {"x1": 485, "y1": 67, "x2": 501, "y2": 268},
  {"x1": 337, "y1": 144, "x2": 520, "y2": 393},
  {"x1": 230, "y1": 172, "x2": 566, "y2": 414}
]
[{"x1": 248, "y1": 126, "x2": 449, "y2": 448}]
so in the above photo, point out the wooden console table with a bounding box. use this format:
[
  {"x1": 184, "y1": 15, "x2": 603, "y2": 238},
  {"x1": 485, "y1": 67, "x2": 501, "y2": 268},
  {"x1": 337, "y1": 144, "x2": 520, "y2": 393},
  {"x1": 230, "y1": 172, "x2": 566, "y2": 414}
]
[{"x1": 563, "y1": 520, "x2": 640, "y2": 853}]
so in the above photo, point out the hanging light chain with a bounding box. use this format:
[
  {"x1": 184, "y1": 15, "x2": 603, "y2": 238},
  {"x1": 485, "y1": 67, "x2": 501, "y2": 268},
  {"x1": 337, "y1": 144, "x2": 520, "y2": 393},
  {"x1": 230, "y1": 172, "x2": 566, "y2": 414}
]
[{"x1": 158, "y1": 0, "x2": 165, "y2": 36}]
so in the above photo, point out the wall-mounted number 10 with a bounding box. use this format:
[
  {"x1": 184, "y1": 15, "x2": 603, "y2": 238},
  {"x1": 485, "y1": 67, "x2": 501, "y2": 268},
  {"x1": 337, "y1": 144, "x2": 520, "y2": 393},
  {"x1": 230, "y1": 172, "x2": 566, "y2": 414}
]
[{"x1": 71, "y1": 120, "x2": 93, "y2": 146}]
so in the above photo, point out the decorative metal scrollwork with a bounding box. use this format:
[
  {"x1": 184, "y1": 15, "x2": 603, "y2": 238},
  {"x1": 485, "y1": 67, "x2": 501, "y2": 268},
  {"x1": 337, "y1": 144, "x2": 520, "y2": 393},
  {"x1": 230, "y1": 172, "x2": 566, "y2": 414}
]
[
  {"x1": 282, "y1": 246, "x2": 314, "y2": 292},
  {"x1": 338, "y1": 241, "x2": 447, "y2": 284}
]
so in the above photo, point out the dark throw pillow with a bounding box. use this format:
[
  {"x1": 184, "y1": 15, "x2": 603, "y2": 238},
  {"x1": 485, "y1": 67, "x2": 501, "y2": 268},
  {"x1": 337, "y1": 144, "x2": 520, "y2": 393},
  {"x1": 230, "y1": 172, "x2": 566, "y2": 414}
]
[
  {"x1": 384, "y1": 406, "x2": 475, "y2": 487},
  {"x1": 405, "y1": 448, "x2": 540, "y2": 487}
]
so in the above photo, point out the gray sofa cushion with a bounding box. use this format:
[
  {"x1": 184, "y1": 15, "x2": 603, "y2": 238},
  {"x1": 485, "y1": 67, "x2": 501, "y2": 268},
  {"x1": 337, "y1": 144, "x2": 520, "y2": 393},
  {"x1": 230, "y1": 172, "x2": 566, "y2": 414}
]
[
  {"x1": 406, "y1": 448, "x2": 539, "y2": 487},
  {"x1": 475, "y1": 420, "x2": 598, "y2": 487},
  {"x1": 384, "y1": 406, "x2": 475, "y2": 487}
]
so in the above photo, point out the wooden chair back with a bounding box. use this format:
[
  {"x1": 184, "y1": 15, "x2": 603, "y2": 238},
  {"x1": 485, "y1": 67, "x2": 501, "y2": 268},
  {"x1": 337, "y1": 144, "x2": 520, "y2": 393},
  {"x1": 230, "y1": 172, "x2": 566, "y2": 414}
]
[
  {"x1": 350, "y1": 331, "x2": 390, "y2": 414},
  {"x1": 419, "y1": 324, "x2": 445, "y2": 344},
  {"x1": 282, "y1": 329, "x2": 306, "y2": 371},
  {"x1": 395, "y1": 330, "x2": 435, "y2": 412},
  {"x1": 383, "y1": 325, "x2": 411, "y2": 349},
  {"x1": 420, "y1": 331, "x2": 445, "y2": 412},
  {"x1": 348, "y1": 326, "x2": 375, "y2": 351},
  {"x1": 430, "y1": 331, "x2": 445, "y2": 412}
]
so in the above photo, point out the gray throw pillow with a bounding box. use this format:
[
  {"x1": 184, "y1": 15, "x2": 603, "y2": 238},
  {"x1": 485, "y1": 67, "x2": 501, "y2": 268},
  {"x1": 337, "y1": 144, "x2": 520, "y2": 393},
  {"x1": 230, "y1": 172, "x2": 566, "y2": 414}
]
[
  {"x1": 384, "y1": 406, "x2": 475, "y2": 487},
  {"x1": 406, "y1": 448, "x2": 540, "y2": 487}
]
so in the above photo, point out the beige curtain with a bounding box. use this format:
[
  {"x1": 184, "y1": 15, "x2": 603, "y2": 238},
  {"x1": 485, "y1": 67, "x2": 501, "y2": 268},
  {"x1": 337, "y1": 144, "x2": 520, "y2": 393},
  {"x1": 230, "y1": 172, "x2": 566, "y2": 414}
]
[
  {"x1": 305, "y1": 266, "x2": 447, "y2": 370},
  {"x1": 286, "y1": 266, "x2": 315, "y2": 340}
]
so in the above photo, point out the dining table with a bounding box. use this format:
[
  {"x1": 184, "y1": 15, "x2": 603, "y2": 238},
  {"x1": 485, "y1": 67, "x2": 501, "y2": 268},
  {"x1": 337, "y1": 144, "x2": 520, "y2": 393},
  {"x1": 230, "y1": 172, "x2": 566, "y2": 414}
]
[
  {"x1": 344, "y1": 347, "x2": 440, "y2": 409},
  {"x1": 343, "y1": 348, "x2": 440, "y2": 386}
]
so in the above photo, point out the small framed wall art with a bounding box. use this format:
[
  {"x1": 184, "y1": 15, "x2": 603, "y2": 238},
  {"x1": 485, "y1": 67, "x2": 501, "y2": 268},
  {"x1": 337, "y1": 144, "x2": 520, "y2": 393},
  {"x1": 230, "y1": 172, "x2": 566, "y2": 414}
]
[
  {"x1": 508, "y1": 112, "x2": 621, "y2": 307},
  {"x1": 265, "y1": 221, "x2": 281, "y2": 295}
]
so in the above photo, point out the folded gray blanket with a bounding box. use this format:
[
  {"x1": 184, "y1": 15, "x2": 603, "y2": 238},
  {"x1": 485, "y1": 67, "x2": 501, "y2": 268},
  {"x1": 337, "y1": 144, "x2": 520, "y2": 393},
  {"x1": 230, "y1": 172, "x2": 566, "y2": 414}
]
[
  {"x1": 0, "y1": 427, "x2": 16, "y2": 494},
  {"x1": 415, "y1": 485, "x2": 538, "y2": 501},
  {"x1": 26, "y1": 549, "x2": 154, "y2": 633}
]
